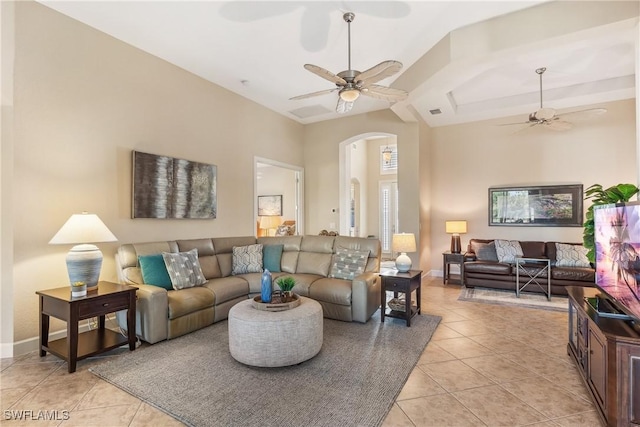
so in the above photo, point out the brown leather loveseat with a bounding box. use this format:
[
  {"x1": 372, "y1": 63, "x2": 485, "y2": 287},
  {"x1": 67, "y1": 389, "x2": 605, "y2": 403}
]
[{"x1": 463, "y1": 238, "x2": 595, "y2": 296}]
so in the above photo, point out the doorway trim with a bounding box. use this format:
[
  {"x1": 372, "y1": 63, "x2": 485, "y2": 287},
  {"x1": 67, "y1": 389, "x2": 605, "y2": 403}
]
[
  {"x1": 338, "y1": 132, "x2": 396, "y2": 236},
  {"x1": 254, "y1": 156, "x2": 304, "y2": 235}
]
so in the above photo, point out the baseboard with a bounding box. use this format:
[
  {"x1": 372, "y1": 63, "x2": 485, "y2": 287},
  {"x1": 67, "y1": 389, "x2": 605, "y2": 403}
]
[{"x1": 12, "y1": 315, "x2": 119, "y2": 357}]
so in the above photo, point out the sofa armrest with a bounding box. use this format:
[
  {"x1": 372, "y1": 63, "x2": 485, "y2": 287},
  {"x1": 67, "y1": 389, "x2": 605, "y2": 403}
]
[
  {"x1": 351, "y1": 271, "x2": 381, "y2": 323},
  {"x1": 116, "y1": 284, "x2": 169, "y2": 344}
]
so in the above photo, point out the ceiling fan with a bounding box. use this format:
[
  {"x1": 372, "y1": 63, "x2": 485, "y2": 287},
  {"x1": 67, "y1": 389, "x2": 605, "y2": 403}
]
[
  {"x1": 500, "y1": 67, "x2": 607, "y2": 131},
  {"x1": 290, "y1": 12, "x2": 408, "y2": 114}
]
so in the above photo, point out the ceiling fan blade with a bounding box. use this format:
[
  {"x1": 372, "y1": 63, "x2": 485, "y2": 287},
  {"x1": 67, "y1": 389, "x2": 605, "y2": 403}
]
[
  {"x1": 361, "y1": 85, "x2": 408, "y2": 102},
  {"x1": 498, "y1": 120, "x2": 534, "y2": 127},
  {"x1": 336, "y1": 98, "x2": 354, "y2": 114},
  {"x1": 511, "y1": 122, "x2": 540, "y2": 134},
  {"x1": 304, "y1": 64, "x2": 347, "y2": 86},
  {"x1": 545, "y1": 119, "x2": 573, "y2": 131},
  {"x1": 356, "y1": 61, "x2": 403, "y2": 85},
  {"x1": 556, "y1": 108, "x2": 607, "y2": 121},
  {"x1": 289, "y1": 88, "x2": 338, "y2": 101}
]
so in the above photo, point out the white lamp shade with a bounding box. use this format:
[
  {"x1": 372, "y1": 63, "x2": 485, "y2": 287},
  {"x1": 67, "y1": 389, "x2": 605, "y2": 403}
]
[
  {"x1": 49, "y1": 213, "x2": 117, "y2": 291},
  {"x1": 392, "y1": 233, "x2": 416, "y2": 273},
  {"x1": 445, "y1": 220, "x2": 467, "y2": 234},
  {"x1": 392, "y1": 233, "x2": 416, "y2": 253},
  {"x1": 49, "y1": 213, "x2": 117, "y2": 245}
]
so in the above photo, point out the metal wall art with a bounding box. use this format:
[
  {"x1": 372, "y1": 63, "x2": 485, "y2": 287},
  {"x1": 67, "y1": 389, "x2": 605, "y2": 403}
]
[
  {"x1": 132, "y1": 151, "x2": 217, "y2": 219},
  {"x1": 489, "y1": 184, "x2": 583, "y2": 227}
]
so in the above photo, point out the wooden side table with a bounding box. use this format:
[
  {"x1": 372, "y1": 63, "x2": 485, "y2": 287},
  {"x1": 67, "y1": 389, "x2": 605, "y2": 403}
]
[
  {"x1": 379, "y1": 270, "x2": 422, "y2": 327},
  {"x1": 443, "y1": 252, "x2": 465, "y2": 285},
  {"x1": 37, "y1": 281, "x2": 137, "y2": 373}
]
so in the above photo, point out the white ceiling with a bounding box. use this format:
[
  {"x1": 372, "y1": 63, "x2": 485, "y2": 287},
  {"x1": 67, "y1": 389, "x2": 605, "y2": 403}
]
[{"x1": 38, "y1": 1, "x2": 638, "y2": 127}]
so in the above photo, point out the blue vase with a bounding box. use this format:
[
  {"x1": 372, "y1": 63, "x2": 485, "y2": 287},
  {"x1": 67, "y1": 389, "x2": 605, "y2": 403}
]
[{"x1": 261, "y1": 269, "x2": 272, "y2": 303}]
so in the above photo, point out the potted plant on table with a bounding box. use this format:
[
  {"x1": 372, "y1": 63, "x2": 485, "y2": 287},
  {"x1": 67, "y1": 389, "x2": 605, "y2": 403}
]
[
  {"x1": 276, "y1": 276, "x2": 296, "y2": 302},
  {"x1": 583, "y1": 183, "x2": 640, "y2": 263}
]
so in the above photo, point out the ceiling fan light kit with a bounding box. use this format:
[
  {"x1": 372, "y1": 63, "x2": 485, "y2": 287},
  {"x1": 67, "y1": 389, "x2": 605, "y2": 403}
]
[
  {"x1": 290, "y1": 12, "x2": 408, "y2": 113},
  {"x1": 499, "y1": 67, "x2": 607, "y2": 131}
]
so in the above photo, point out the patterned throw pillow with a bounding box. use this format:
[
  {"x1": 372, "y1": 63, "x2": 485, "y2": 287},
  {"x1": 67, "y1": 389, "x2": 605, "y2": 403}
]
[
  {"x1": 555, "y1": 243, "x2": 590, "y2": 267},
  {"x1": 494, "y1": 239, "x2": 524, "y2": 263},
  {"x1": 329, "y1": 247, "x2": 370, "y2": 280},
  {"x1": 471, "y1": 241, "x2": 499, "y2": 262},
  {"x1": 162, "y1": 249, "x2": 207, "y2": 290},
  {"x1": 231, "y1": 244, "x2": 263, "y2": 275}
]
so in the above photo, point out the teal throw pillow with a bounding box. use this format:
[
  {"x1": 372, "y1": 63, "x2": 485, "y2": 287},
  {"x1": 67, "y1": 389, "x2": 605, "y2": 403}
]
[
  {"x1": 138, "y1": 254, "x2": 173, "y2": 290},
  {"x1": 263, "y1": 244, "x2": 284, "y2": 272}
]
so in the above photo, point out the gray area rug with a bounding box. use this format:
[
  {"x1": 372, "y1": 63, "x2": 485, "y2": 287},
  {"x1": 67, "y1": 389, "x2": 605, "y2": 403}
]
[
  {"x1": 458, "y1": 286, "x2": 568, "y2": 312},
  {"x1": 90, "y1": 312, "x2": 441, "y2": 427}
]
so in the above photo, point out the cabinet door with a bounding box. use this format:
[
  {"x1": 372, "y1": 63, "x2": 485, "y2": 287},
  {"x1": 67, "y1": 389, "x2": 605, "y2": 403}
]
[
  {"x1": 619, "y1": 344, "x2": 640, "y2": 426},
  {"x1": 587, "y1": 325, "x2": 607, "y2": 409},
  {"x1": 568, "y1": 301, "x2": 578, "y2": 351}
]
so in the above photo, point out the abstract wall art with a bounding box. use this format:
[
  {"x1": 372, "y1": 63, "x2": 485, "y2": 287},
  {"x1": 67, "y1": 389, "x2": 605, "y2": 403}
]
[{"x1": 132, "y1": 151, "x2": 217, "y2": 219}]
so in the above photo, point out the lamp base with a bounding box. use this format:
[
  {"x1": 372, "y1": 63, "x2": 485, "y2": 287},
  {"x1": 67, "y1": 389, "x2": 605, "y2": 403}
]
[
  {"x1": 66, "y1": 244, "x2": 103, "y2": 291},
  {"x1": 395, "y1": 252, "x2": 412, "y2": 273},
  {"x1": 450, "y1": 235, "x2": 461, "y2": 254}
]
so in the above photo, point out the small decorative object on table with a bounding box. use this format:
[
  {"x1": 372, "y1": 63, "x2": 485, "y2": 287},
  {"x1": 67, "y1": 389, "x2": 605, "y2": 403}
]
[
  {"x1": 276, "y1": 276, "x2": 296, "y2": 302},
  {"x1": 388, "y1": 297, "x2": 407, "y2": 312},
  {"x1": 261, "y1": 269, "x2": 272, "y2": 303},
  {"x1": 70, "y1": 281, "x2": 87, "y2": 297},
  {"x1": 252, "y1": 293, "x2": 300, "y2": 311}
]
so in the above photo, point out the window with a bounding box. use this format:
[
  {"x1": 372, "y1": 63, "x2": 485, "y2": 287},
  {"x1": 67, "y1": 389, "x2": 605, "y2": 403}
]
[
  {"x1": 380, "y1": 144, "x2": 397, "y2": 175},
  {"x1": 379, "y1": 181, "x2": 398, "y2": 253}
]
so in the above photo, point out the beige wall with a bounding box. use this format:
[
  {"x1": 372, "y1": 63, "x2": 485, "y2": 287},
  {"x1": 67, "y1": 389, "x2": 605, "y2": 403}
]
[
  {"x1": 428, "y1": 98, "x2": 637, "y2": 272},
  {"x1": 8, "y1": 2, "x2": 303, "y2": 346}
]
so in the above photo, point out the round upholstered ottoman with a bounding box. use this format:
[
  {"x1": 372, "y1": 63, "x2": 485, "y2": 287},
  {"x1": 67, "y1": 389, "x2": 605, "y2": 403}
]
[{"x1": 228, "y1": 296, "x2": 323, "y2": 367}]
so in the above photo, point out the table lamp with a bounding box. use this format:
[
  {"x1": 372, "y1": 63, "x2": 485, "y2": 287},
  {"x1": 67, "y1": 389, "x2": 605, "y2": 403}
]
[
  {"x1": 259, "y1": 215, "x2": 282, "y2": 236},
  {"x1": 445, "y1": 220, "x2": 467, "y2": 254},
  {"x1": 49, "y1": 212, "x2": 117, "y2": 291},
  {"x1": 392, "y1": 233, "x2": 416, "y2": 272}
]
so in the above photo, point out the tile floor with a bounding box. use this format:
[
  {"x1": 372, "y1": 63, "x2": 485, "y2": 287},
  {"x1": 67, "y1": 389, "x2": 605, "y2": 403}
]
[{"x1": 1, "y1": 278, "x2": 602, "y2": 426}]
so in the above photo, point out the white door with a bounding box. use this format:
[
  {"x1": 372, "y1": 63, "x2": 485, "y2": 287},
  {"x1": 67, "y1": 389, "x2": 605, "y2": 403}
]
[{"x1": 379, "y1": 181, "x2": 398, "y2": 255}]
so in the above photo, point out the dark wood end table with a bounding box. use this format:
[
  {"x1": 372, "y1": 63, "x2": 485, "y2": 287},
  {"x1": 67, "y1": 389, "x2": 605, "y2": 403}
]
[
  {"x1": 36, "y1": 281, "x2": 137, "y2": 373},
  {"x1": 379, "y1": 269, "x2": 422, "y2": 326},
  {"x1": 443, "y1": 252, "x2": 465, "y2": 285}
]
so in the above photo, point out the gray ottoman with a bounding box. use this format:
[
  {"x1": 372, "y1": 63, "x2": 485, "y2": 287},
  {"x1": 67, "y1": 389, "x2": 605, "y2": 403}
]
[{"x1": 228, "y1": 296, "x2": 323, "y2": 367}]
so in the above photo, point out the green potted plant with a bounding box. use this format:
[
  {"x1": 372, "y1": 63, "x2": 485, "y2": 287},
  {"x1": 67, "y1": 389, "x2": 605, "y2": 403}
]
[
  {"x1": 276, "y1": 276, "x2": 296, "y2": 302},
  {"x1": 583, "y1": 183, "x2": 639, "y2": 263}
]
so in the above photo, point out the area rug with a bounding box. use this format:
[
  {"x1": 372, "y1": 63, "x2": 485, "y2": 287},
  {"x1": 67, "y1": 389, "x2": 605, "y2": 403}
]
[
  {"x1": 458, "y1": 286, "x2": 568, "y2": 312},
  {"x1": 90, "y1": 312, "x2": 441, "y2": 427}
]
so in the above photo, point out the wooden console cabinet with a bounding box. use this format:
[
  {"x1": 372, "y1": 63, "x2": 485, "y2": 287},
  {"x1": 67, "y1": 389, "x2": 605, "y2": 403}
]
[{"x1": 567, "y1": 286, "x2": 640, "y2": 426}]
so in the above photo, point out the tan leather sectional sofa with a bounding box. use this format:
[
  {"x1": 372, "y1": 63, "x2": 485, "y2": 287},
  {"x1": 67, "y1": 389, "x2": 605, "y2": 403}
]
[{"x1": 115, "y1": 235, "x2": 381, "y2": 344}]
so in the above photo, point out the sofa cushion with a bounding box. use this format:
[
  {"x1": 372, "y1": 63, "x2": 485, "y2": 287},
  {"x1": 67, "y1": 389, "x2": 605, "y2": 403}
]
[
  {"x1": 495, "y1": 239, "x2": 523, "y2": 263},
  {"x1": 464, "y1": 261, "x2": 512, "y2": 275},
  {"x1": 329, "y1": 247, "x2": 370, "y2": 280},
  {"x1": 138, "y1": 254, "x2": 173, "y2": 290},
  {"x1": 167, "y1": 287, "x2": 215, "y2": 320},
  {"x1": 555, "y1": 243, "x2": 590, "y2": 267},
  {"x1": 231, "y1": 244, "x2": 263, "y2": 275},
  {"x1": 309, "y1": 277, "x2": 352, "y2": 306},
  {"x1": 203, "y1": 276, "x2": 250, "y2": 304},
  {"x1": 263, "y1": 244, "x2": 284, "y2": 272},
  {"x1": 552, "y1": 267, "x2": 595, "y2": 282},
  {"x1": 470, "y1": 241, "x2": 498, "y2": 262},
  {"x1": 162, "y1": 249, "x2": 207, "y2": 290},
  {"x1": 520, "y1": 241, "x2": 546, "y2": 258}
]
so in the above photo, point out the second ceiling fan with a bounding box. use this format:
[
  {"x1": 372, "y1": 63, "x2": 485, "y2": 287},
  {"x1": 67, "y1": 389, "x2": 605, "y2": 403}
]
[
  {"x1": 501, "y1": 67, "x2": 607, "y2": 131},
  {"x1": 290, "y1": 12, "x2": 408, "y2": 114}
]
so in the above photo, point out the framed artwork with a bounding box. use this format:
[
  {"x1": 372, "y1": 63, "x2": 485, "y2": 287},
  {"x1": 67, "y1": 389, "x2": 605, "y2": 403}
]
[
  {"x1": 489, "y1": 184, "x2": 583, "y2": 227},
  {"x1": 132, "y1": 151, "x2": 217, "y2": 219},
  {"x1": 258, "y1": 195, "x2": 282, "y2": 216}
]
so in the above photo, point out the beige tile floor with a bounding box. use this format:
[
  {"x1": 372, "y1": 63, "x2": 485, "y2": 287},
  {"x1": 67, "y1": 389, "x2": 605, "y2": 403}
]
[{"x1": 1, "y1": 278, "x2": 602, "y2": 427}]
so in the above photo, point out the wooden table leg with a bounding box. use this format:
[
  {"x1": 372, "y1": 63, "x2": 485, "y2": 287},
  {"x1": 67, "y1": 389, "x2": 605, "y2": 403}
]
[
  {"x1": 67, "y1": 305, "x2": 79, "y2": 373},
  {"x1": 127, "y1": 293, "x2": 136, "y2": 350},
  {"x1": 39, "y1": 296, "x2": 49, "y2": 357}
]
